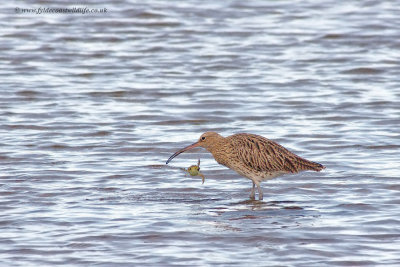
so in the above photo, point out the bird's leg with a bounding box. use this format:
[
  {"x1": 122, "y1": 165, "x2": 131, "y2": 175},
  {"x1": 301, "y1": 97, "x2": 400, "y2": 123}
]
[
  {"x1": 256, "y1": 183, "x2": 263, "y2": 200},
  {"x1": 250, "y1": 182, "x2": 256, "y2": 200}
]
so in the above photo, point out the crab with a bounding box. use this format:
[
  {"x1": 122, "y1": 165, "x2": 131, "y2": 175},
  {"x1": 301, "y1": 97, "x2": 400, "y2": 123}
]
[{"x1": 184, "y1": 159, "x2": 205, "y2": 184}]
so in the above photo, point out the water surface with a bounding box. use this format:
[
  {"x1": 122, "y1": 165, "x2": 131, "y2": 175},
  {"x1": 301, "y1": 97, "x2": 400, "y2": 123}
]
[{"x1": 1, "y1": 0, "x2": 400, "y2": 266}]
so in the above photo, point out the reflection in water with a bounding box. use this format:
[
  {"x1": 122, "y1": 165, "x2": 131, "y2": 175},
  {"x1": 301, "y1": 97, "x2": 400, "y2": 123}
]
[{"x1": 187, "y1": 198, "x2": 319, "y2": 239}]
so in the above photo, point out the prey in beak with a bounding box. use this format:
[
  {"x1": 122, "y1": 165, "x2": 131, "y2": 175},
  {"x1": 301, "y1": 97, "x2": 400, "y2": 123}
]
[{"x1": 185, "y1": 159, "x2": 205, "y2": 184}]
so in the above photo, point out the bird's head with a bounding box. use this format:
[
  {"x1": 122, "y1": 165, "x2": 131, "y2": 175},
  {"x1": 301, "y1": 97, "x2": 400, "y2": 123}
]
[{"x1": 166, "y1": 132, "x2": 223, "y2": 164}]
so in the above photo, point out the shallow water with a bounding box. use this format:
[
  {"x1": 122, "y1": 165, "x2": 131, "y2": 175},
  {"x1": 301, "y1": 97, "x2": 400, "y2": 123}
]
[{"x1": 1, "y1": 0, "x2": 400, "y2": 266}]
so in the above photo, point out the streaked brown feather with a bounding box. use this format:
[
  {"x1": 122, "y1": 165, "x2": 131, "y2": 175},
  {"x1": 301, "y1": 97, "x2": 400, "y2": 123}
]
[{"x1": 227, "y1": 133, "x2": 324, "y2": 174}]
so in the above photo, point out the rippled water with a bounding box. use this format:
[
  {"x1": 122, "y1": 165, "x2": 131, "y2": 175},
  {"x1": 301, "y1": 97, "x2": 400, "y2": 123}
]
[{"x1": 1, "y1": 0, "x2": 400, "y2": 266}]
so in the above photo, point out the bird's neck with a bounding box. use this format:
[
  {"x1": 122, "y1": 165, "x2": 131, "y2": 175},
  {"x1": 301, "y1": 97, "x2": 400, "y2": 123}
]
[{"x1": 206, "y1": 138, "x2": 229, "y2": 167}]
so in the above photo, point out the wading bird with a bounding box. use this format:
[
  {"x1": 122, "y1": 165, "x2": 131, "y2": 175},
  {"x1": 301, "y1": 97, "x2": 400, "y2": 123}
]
[{"x1": 166, "y1": 132, "x2": 325, "y2": 200}]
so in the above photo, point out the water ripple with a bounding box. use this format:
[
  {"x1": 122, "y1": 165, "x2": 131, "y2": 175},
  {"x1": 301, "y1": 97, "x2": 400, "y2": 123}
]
[{"x1": 1, "y1": 0, "x2": 400, "y2": 265}]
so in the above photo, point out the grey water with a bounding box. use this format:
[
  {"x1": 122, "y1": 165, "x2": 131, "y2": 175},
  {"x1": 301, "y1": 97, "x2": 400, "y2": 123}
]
[{"x1": 1, "y1": 0, "x2": 400, "y2": 266}]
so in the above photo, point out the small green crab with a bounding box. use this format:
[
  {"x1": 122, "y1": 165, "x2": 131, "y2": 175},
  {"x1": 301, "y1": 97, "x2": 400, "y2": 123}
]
[{"x1": 183, "y1": 159, "x2": 205, "y2": 184}]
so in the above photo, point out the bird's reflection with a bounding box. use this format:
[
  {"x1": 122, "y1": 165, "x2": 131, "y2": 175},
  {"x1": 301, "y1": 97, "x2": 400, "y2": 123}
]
[{"x1": 232, "y1": 199, "x2": 303, "y2": 211}]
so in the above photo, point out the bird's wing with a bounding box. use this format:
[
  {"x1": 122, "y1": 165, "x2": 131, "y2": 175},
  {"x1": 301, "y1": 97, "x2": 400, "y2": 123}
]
[{"x1": 230, "y1": 134, "x2": 303, "y2": 173}]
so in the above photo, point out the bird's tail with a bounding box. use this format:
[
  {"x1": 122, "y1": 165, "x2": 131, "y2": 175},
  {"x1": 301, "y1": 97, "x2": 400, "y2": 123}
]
[{"x1": 296, "y1": 157, "x2": 325, "y2": 172}]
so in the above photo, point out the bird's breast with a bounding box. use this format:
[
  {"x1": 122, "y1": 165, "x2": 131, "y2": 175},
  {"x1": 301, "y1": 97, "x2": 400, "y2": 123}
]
[{"x1": 208, "y1": 146, "x2": 230, "y2": 167}]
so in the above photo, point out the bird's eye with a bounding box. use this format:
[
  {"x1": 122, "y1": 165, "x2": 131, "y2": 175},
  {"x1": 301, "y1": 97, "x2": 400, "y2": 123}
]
[{"x1": 201, "y1": 136, "x2": 206, "y2": 141}]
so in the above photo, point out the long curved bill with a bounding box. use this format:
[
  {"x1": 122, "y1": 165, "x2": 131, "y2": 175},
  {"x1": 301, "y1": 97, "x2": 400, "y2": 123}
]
[{"x1": 166, "y1": 142, "x2": 200, "y2": 164}]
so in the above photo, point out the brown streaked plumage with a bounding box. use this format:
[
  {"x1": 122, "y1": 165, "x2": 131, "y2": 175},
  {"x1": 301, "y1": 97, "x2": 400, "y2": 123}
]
[{"x1": 166, "y1": 132, "x2": 325, "y2": 200}]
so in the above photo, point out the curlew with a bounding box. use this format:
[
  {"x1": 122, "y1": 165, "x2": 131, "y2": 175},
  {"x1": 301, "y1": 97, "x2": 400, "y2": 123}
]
[{"x1": 166, "y1": 132, "x2": 325, "y2": 200}]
